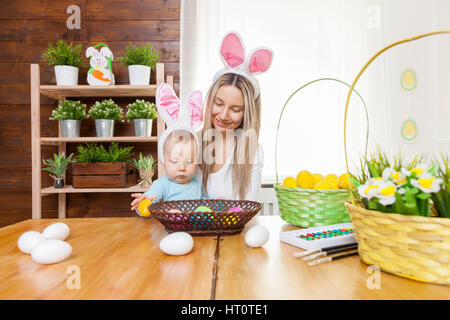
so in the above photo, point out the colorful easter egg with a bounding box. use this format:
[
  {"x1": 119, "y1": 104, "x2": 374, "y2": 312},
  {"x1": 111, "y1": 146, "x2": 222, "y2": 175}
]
[
  {"x1": 138, "y1": 199, "x2": 152, "y2": 217},
  {"x1": 194, "y1": 206, "x2": 212, "y2": 212},
  {"x1": 228, "y1": 206, "x2": 243, "y2": 213},
  {"x1": 401, "y1": 119, "x2": 418, "y2": 142},
  {"x1": 168, "y1": 209, "x2": 182, "y2": 213}
]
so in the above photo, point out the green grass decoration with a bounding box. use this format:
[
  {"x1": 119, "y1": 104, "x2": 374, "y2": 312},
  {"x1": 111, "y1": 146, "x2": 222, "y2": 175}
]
[{"x1": 75, "y1": 143, "x2": 134, "y2": 163}]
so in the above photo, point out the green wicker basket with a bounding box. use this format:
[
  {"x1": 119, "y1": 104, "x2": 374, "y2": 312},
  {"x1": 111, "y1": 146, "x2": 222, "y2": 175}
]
[{"x1": 274, "y1": 78, "x2": 369, "y2": 227}]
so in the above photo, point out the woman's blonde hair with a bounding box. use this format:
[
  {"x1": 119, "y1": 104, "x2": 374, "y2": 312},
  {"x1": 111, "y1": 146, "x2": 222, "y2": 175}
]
[{"x1": 200, "y1": 73, "x2": 261, "y2": 199}]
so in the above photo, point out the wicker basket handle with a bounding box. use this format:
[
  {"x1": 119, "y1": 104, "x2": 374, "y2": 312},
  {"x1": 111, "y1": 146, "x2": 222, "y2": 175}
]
[
  {"x1": 343, "y1": 30, "x2": 450, "y2": 204},
  {"x1": 275, "y1": 78, "x2": 369, "y2": 184}
]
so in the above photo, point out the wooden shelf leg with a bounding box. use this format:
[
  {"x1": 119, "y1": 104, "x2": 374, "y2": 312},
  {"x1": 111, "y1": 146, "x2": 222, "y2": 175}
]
[
  {"x1": 31, "y1": 64, "x2": 41, "y2": 219},
  {"x1": 58, "y1": 105, "x2": 67, "y2": 219},
  {"x1": 156, "y1": 63, "x2": 165, "y2": 178}
]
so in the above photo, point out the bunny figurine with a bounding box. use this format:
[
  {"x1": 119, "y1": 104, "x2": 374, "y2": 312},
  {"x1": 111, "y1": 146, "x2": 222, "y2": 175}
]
[
  {"x1": 156, "y1": 83, "x2": 203, "y2": 164},
  {"x1": 86, "y1": 44, "x2": 115, "y2": 85}
]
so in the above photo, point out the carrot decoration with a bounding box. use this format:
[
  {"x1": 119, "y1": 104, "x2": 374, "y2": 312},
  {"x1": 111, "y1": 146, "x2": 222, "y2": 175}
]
[{"x1": 92, "y1": 69, "x2": 110, "y2": 82}]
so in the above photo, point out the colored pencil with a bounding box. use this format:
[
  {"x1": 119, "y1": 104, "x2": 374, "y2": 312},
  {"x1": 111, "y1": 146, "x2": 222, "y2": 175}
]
[{"x1": 307, "y1": 250, "x2": 359, "y2": 266}]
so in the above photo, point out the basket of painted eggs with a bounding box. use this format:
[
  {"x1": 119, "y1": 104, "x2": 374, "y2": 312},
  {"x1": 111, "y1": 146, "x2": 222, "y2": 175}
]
[
  {"x1": 147, "y1": 199, "x2": 262, "y2": 236},
  {"x1": 274, "y1": 78, "x2": 369, "y2": 228}
]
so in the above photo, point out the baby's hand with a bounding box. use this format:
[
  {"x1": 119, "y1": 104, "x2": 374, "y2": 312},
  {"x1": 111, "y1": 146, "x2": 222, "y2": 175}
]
[{"x1": 130, "y1": 193, "x2": 157, "y2": 211}]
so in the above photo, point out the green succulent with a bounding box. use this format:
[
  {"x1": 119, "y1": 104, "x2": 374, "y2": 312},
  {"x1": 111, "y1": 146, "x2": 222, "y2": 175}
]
[
  {"x1": 42, "y1": 152, "x2": 74, "y2": 178},
  {"x1": 130, "y1": 153, "x2": 157, "y2": 171}
]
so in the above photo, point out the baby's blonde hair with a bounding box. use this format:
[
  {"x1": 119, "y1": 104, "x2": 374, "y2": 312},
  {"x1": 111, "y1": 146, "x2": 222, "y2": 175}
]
[{"x1": 163, "y1": 130, "x2": 198, "y2": 161}]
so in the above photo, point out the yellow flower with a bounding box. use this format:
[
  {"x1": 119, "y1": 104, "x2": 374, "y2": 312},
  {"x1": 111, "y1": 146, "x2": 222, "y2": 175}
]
[
  {"x1": 411, "y1": 173, "x2": 443, "y2": 193},
  {"x1": 382, "y1": 167, "x2": 407, "y2": 186},
  {"x1": 377, "y1": 182, "x2": 397, "y2": 205}
]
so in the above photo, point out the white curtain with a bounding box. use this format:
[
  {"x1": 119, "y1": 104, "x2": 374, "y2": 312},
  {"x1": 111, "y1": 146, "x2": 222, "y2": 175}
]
[{"x1": 181, "y1": 0, "x2": 450, "y2": 183}]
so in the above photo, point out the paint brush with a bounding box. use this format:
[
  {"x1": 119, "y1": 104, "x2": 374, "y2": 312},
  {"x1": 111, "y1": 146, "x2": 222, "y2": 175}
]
[
  {"x1": 307, "y1": 250, "x2": 359, "y2": 266},
  {"x1": 302, "y1": 244, "x2": 358, "y2": 261},
  {"x1": 293, "y1": 242, "x2": 358, "y2": 258}
]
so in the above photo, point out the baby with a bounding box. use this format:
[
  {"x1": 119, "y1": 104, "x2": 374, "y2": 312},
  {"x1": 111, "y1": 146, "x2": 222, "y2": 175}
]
[
  {"x1": 131, "y1": 83, "x2": 204, "y2": 216},
  {"x1": 131, "y1": 131, "x2": 203, "y2": 215}
]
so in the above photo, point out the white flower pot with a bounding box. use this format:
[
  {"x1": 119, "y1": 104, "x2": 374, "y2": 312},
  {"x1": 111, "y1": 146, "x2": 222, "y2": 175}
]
[
  {"x1": 54, "y1": 65, "x2": 79, "y2": 86},
  {"x1": 128, "y1": 65, "x2": 151, "y2": 85}
]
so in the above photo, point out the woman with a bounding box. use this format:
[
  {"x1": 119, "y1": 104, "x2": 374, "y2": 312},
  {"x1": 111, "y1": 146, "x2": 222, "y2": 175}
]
[
  {"x1": 196, "y1": 73, "x2": 264, "y2": 201},
  {"x1": 196, "y1": 31, "x2": 273, "y2": 201}
]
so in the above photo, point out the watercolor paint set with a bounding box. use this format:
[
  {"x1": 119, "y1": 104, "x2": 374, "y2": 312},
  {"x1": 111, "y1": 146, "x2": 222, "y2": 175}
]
[{"x1": 280, "y1": 223, "x2": 357, "y2": 251}]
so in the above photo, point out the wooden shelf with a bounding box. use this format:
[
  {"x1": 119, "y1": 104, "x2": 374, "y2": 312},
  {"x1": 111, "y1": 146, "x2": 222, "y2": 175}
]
[
  {"x1": 41, "y1": 136, "x2": 158, "y2": 145},
  {"x1": 41, "y1": 184, "x2": 148, "y2": 195},
  {"x1": 31, "y1": 62, "x2": 170, "y2": 219},
  {"x1": 40, "y1": 84, "x2": 158, "y2": 100}
]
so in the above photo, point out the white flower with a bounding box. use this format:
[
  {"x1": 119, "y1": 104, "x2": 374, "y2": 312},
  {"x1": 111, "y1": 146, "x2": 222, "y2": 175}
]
[
  {"x1": 382, "y1": 167, "x2": 407, "y2": 186},
  {"x1": 401, "y1": 165, "x2": 428, "y2": 178},
  {"x1": 410, "y1": 172, "x2": 443, "y2": 193},
  {"x1": 377, "y1": 181, "x2": 397, "y2": 205},
  {"x1": 357, "y1": 177, "x2": 383, "y2": 200}
]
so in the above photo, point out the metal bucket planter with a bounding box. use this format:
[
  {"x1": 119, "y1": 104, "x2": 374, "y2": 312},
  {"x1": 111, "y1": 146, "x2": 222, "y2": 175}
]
[
  {"x1": 133, "y1": 119, "x2": 153, "y2": 136},
  {"x1": 60, "y1": 120, "x2": 81, "y2": 137},
  {"x1": 95, "y1": 119, "x2": 115, "y2": 137}
]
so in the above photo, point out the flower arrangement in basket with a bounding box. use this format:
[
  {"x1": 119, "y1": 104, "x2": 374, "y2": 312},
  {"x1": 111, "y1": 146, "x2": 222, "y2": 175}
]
[
  {"x1": 274, "y1": 78, "x2": 369, "y2": 227},
  {"x1": 343, "y1": 31, "x2": 450, "y2": 285}
]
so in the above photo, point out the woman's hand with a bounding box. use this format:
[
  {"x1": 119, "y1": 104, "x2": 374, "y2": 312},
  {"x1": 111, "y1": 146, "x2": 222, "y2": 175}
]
[{"x1": 130, "y1": 193, "x2": 157, "y2": 211}]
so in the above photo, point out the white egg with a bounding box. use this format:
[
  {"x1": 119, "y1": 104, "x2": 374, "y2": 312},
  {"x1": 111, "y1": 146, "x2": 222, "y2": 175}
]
[
  {"x1": 245, "y1": 225, "x2": 270, "y2": 248},
  {"x1": 159, "y1": 232, "x2": 194, "y2": 256},
  {"x1": 18, "y1": 231, "x2": 45, "y2": 254},
  {"x1": 42, "y1": 222, "x2": 69, "y2": 240},
  {"x1": 31, "y1": 239, "x2": 72, "y2": 264}
]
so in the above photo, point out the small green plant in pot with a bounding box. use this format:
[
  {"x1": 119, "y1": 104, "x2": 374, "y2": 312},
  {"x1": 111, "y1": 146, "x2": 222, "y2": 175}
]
[
  {"x1": 126, "y1": 99, "x2": 157, "y2": 136},
  {"x1": 88, "y1": 99, "x2": 124, "y2": 137},
  {"x1": 42, "y1": 152, "x2": 74, "y2": 188},
  {"x1": 72, "y1": 143, "x2": 136, "y2": 188},
  {"x1": 130, "y1": 153, "x2": 157, "y2": 188},
  {"x1": 50, "y1": 99, "x2": 88, "y2": 137},
  {"x1": 118, "y1": 42, "x2": 160, "y2": 85},
  {"x1": 41, "y1": 39, "x2": 83, "y2": 85}
]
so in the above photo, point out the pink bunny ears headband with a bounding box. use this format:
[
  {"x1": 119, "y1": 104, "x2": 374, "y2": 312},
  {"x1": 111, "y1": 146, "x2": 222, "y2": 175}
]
[
  {"x1": 156, "y1": 83, "x2": 203, "y2": 164},
  {"x1": 213, "y1": 31, "x2": 274, "y2": 99}
]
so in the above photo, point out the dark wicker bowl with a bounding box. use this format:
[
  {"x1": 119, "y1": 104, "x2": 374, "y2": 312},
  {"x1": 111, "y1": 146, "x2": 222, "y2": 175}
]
[{"x1": 148, "y1": 199, "x2": 262, "y2": 236}]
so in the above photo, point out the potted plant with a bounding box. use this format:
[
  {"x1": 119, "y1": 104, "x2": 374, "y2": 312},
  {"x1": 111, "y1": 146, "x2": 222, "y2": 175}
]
[
  {"x1": 50, "y1": 99, "x2": 88, "y2": 137},
  {"x1": 126, "y1": 99, "x2": 157, "y2": 136},
  {"x1": 130, "y1": 152, "x2": 157, "y2": 188},
  {"x1": 42, "y1": 152, "x2": 74, "y2": 188},
  {"x1": 41, "y1": 39, "x2": 83, "y2": 85},
  {"x1": 118, "y1": 43, "x2": 160, "y2": 85},
  {"x1": 72, "y1": 143, "x2": 136, "y2": 188},
  {"x1": 431, "y1": 154, "x2": 450, "y2": 218},
  {"x1": 88, "y1": 99, "x2": 124, "y2": 137}
]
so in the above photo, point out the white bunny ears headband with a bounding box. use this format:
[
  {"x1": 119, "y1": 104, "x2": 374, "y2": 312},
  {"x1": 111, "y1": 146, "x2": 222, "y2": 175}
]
[
  {"x1": 213, "y1": 31, "x2": 274, "y2": 98},
  {"x1": 156, "y1": 83, "x2": 203, "y2": 164}
]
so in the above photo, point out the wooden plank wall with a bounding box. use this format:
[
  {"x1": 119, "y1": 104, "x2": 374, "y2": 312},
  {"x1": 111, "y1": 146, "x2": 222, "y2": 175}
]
[{"x1": 0, "y1": 0, "x2": 180, "y2": 227}]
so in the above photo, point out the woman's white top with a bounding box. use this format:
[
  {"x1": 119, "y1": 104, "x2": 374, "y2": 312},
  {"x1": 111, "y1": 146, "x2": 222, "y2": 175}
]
[{"x1": 195, "y1": 144, "x2": 264, "y2": 201}]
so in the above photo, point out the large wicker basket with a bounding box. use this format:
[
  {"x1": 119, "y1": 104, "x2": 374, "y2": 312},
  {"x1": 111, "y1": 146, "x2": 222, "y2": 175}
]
[
  {"x1": 345, "y1": 202, "x2": 450, "y2": 285},
  {"x1": 274, "y1": 78, "x2": 369, "y2": 227},
  {"x1": 149, "y1": 199, "x2": 261, "y2": 236},
  {"x1": 343, "y1": 31, "x2": 450, "y2": 285}
]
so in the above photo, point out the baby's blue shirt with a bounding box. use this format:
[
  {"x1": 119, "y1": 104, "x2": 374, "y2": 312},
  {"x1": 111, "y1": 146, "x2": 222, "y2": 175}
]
[{"x1": 136, "y1": 176, "x2": 205, "y2": 217}]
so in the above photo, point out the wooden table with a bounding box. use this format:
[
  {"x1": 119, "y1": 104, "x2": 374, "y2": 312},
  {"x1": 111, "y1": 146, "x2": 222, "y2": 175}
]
[{"x1": 0, "y1": 216, "x2": 448, "y2": 299}]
